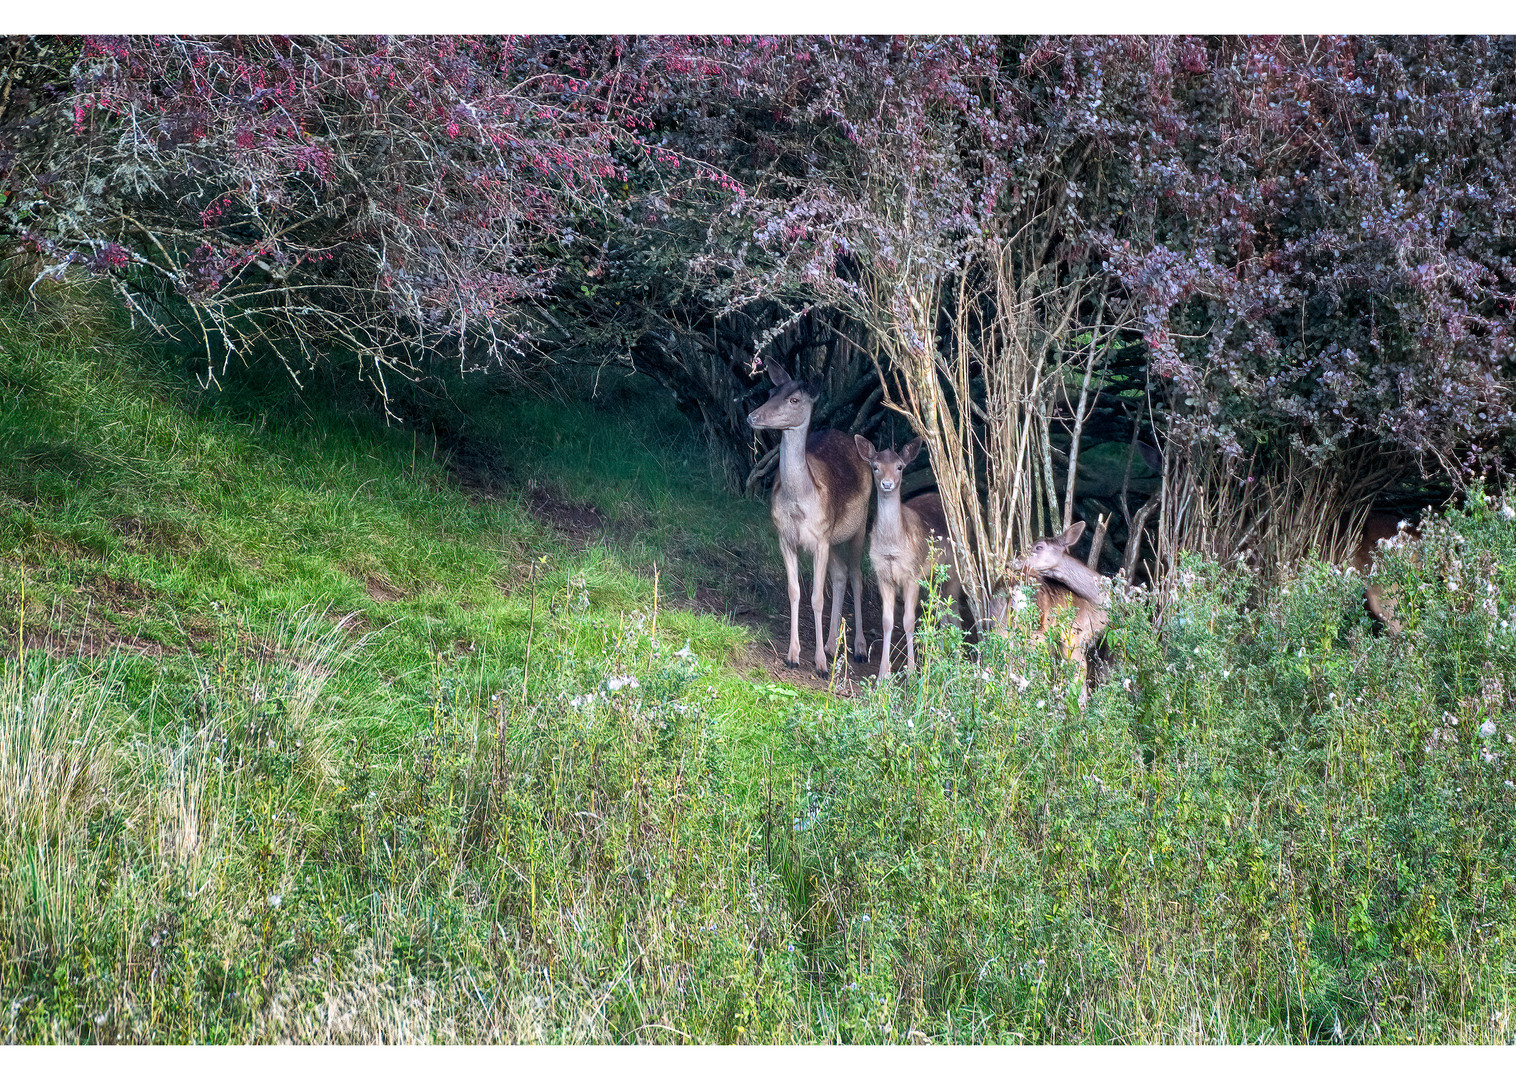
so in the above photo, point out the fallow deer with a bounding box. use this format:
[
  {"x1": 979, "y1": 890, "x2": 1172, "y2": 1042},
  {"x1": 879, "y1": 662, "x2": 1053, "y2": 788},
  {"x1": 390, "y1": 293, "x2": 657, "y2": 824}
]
[
  {"x1": 853, "y1": 436, "x2": 965, "y2": 677},
  {"x1": 748, "y1": 361, "x2": 871, "y2": 676},
  {"x1": 1349, "y1": 510, "x2": 1421, "y2": 633},
  {"x1": 998, "y1": 520, "x2": 1111, "y2": 693}
]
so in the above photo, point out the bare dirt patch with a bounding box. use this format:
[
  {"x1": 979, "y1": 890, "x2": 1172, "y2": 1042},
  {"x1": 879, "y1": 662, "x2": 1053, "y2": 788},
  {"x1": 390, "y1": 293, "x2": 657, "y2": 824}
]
[
  {"x1": 19, "y1": 625, "x2": 172, "y2": 660},
  {"x1": 364, "y1": 576, "x2": 404, "y2": 604},
  {"x1": 730, "y1": 559, "x2": 968, "y2": 697},
  {"x1": 84, "y1": 571, "x2": 159, "y2": 616},
  {"x1": 440, "y1": 434, "x2": 606, "y2": 544},
  {"x1": 525, "y1": 482, "x2": 606, "y2": 542}
]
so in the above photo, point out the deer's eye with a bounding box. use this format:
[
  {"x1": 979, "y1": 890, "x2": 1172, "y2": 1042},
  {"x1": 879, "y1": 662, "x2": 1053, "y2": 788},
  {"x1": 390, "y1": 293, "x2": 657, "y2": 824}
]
[{"x1": 789, "y1": 396, "x2": 799, "y2": 404}]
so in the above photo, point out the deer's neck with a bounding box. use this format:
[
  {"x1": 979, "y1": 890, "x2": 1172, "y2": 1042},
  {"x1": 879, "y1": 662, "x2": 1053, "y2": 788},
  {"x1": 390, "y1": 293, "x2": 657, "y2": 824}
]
[
  {"x1": 776, "y1": 423, "x2": 817, "y2": 500},
  {"x1": 1040, "y1": 556, "x2": 1110, "y2": 606},
  {"x1": 873, "y1": 487, "x2": 907, "y2": 538}
]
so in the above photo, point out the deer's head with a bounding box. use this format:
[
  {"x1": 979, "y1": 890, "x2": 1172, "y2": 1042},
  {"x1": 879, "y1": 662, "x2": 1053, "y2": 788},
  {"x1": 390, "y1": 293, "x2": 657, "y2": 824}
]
[
  {"x1": 747, "y1": 361, "x2": 820, "y2": 432},
  {"x1": 853, "y1": 435, "x2": 921, "y2": 496},
  {"x1": 1017, "y1": 520, "x2": 1086, "y2": 575}
]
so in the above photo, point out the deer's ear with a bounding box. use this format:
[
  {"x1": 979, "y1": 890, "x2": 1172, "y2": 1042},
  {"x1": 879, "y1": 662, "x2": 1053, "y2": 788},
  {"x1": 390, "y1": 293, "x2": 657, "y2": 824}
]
[
  {"x1": 853, "y1": 434, "x2": 877, "y2": 462},
  {"x1": 766, "y1": 360, "x2": 791, "y2": 387},
  {"x1": 803, "y1": 379, "x2": 824, "y2": 399},
  {"x1": 900, "y1": 438, "x2": 924, "y2": 467},
  {"x1": 1059, "y1": 520, "x2": 1087, "y2": 547}
]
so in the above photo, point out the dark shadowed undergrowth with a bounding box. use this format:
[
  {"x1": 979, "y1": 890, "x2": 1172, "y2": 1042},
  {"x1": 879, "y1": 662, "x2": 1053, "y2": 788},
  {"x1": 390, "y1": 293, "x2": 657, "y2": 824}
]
[{"x1": 3, "y1": 291, "x2": 1515, "y2": 1043}]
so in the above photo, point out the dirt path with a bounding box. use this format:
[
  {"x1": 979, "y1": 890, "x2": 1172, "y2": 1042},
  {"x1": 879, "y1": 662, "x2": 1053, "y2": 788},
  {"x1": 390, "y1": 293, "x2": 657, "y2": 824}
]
[{"x1": 450, "y1": 455, "x2": 900, "y2": 698}]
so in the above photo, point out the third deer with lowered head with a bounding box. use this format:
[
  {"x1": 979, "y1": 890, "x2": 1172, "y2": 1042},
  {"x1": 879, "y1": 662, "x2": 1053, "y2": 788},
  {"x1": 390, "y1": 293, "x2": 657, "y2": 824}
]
[
  {"x1": 1002, "y1": 520, "x2": 1111, "y2": 691},
  {"x1": 854, "y1": 435, "x2": 964, "y2": 677},
  {"x1": 1348, "y1": 510, "x2": 1421, "y2": 633},
  {"x1": 748, "y1": 361, "x2": 871, "y2": 676}
]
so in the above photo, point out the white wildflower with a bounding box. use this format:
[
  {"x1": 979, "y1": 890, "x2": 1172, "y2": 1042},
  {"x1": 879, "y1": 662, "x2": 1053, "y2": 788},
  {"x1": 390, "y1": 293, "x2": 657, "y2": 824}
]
[{"x1": 1480, "y1": 719, "x2": 1498, "y2": 738}]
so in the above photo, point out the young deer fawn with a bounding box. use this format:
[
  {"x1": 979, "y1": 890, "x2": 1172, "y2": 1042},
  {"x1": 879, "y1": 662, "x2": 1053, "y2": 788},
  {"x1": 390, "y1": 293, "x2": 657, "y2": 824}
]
[
  {"x1": 1001, "y1": 520, "x2": 1111, "y2": 692},
  {"x1": 748, "y1": 361, "x2": 871, "y2": 676},
  {"x1": 853, "y1": 436, "x2": 964, "y2": 677}
]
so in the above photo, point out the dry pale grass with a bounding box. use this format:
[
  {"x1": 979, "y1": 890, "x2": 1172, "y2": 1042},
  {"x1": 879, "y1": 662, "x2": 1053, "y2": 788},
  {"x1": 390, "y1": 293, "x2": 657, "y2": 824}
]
[
  {"x1": 0, "y1": 660, "x2": 118, "y2": 842},
  {"x1": 250, "y1": 930, "x2": 612, "y2": 1044}
]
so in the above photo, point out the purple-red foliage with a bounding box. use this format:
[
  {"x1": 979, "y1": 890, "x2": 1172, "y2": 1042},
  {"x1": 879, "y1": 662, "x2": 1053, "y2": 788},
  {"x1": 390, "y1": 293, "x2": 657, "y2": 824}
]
[
  {"x1": 713, "y1": 35, "x2": 1516, "y2": 479},
  {"x1": 1111, "y1": 36, "x2": 1516, "y2": 477},
  {"x1": 3, "y1": 35, "x2": 740, "y2": 375},
  {"x1": 4, "y1": 35, "x2": 1514, "y2": 479}
]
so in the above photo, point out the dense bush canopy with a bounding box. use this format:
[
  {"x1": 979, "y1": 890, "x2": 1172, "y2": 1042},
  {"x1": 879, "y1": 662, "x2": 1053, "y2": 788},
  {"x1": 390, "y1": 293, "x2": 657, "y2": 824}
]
[{"x1": 4, "y1": 35, "x2": 1516, "y2": 576}]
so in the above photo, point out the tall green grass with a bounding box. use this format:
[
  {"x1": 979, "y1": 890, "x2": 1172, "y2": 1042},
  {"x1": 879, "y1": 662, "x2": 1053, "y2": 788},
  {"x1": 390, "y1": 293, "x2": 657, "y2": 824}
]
[{"x1": 11, "y1": 496, "x2": 1514, "y2": 1042}]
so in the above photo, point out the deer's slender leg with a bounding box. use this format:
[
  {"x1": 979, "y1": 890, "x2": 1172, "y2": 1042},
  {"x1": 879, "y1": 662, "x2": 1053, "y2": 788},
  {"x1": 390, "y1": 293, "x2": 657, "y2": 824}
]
[
  {"x1": 902, "y1": 577, "x2": 921, "y2": 673},
  {"x1": 811, "y1": 538, "x2": 831, "y2": 675},
  {"x1": 846, "y1": 529, "x2": 868, "y2": 663},
  {"x1": 878, "y1": 580, "x2": 897, "y2": 678},
  {"x1": 780, "y1": 539, "x2": 802, "y2": 668},
  {"x1": 825, "y1": 548, "x2": 848, "y2": 662}
]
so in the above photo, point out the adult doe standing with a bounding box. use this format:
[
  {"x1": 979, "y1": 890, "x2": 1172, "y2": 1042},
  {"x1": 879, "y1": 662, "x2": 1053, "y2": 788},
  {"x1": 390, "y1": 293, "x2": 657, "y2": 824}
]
[
  {"x1": 747, "y1": 361, "x2": 871, "y2": 675},
  {"x1": 853, "y1": 435, "x2": 964, "y2": 677}
]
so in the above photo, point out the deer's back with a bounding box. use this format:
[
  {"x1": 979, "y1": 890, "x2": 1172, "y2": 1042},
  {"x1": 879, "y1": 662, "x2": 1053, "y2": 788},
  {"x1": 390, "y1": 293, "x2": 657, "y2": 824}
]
[
  {"x1": 808, "y1": 429, "x2": 871, "y2": 499},
  {"x1": 902, "y1": 492, "x2": 963, "y2": 597},
  {"x1": 771, "y1": 429, "x2": 870, "y2": 549}
]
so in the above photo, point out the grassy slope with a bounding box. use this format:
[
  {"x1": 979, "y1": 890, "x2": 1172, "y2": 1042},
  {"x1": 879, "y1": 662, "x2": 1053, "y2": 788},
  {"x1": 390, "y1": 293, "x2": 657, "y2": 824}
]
[
  {"x1": 5, "y1": 287, "x2": 1516, "y2": 1045},
  {"x1": 1, "y1": 289, "x2": 822, "y2": 1042},
  {"x1": 0, "y1": 287, "x2": 793, "y2": 748}
]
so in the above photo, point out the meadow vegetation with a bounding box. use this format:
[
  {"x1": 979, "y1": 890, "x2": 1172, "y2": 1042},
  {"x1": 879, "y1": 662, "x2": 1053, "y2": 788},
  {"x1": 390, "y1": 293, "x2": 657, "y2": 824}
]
[{"x1": 3, "y1": 291, "x2": 1516, "y2": 1043}]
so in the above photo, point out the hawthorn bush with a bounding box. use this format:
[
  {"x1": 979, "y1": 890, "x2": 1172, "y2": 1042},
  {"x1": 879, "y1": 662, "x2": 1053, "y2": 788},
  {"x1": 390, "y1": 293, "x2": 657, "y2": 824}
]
[
  {"x1": 1, "y1": 35, "x2": 738, "y2": 397},
  {"x1": 714, "y1": 36, "x2": 1515, "y2": 590},
  {"x1": 3, "y1": 35, "x2": 1514, "y2": 567}
]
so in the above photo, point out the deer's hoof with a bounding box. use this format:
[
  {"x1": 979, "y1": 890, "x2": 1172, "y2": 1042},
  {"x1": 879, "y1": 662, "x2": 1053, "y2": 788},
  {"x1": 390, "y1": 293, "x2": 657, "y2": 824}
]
[
  {"x1": 852, "y1": 651, "x2": 868, "y2": 664},
  {"x1": 784, "y1": 659, "x2": 800, "y2": 669},
  {"x1": 814, "y1": 664, "x2": 829, "y2": 678}
]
